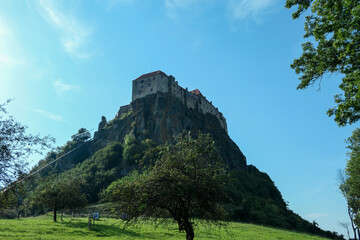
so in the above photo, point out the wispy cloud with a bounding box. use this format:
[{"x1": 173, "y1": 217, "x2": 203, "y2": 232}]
[
  {"x1": 38, "y1": 0, "x2": 92, "y2": 58},
  {"x1": 0, "y1": 17, "x2": 28, "y2": 66},
  {"x1": 54, "y1": 80, "x2": 80, "y2": 96},
  {"x1": 0, "y1": 18, "x2": 11, "y2": 37},
  {"x1": 228, "y1": 0, "x2": 277, "y2": 23},
  {"x1": 108, "y1": 0, "x2": 135, "y2": 7},
  {"x1": 164, "y1": 0, "x2": 205, "y2": 19},
  {"x1": 0, "y1": 55, "x2": 28, "y2": 66},
  {"x1": 36, "y1": 109, "x2": 63, "y2": 121}
]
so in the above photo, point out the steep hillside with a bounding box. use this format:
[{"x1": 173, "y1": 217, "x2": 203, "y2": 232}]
[
  {"x1": 28, "y1": 91, "x2": 343, "y2": 239},
  {"x1": 92, "y1": 92, "x2": 246, "y2": 169}
]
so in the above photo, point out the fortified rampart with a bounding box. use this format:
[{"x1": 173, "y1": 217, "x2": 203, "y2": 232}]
[{"x1": 118, "y1": 70, "x2": 228, "y2": 133}]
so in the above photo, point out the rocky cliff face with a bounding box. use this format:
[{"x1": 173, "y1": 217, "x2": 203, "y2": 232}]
[{"x1": 93, "y1": 92, "x2": 246, "y2": 169}]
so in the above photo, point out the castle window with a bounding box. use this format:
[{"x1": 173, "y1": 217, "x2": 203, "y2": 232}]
[
  {"x1": 135, "y1": 81, "x2": 138, "y2": 85},
  {"x1": 148, "y1": 83, "x2": 151, "y2": 87},
  {"x1": 150, "y1": 88, "x2": 153, "y2": 92},
  {"x1": 141, "y1": 85, "x2": 144, "y2": 88},
  {"x1": 140, "y1": 79, "x2": 144, "y2": 83},
  {"x1": 153, "y1": 77, "x2": 155, "y2": 80},
  {"x1": 148, "y1": 78, "x2": 150, "y2": 81}
]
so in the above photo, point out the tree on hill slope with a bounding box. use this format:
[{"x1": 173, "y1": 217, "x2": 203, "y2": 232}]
[
  {"x1": 103, "y1": 133, "x2": 228, "y2": 240},
  {"x1": 34, "y1": 175, "x2": 86, "y2": 222}
]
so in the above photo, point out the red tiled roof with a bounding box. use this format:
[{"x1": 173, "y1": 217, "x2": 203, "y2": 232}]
[
  {"x1": 189, "y1": 89, "x2": 203, "y2": 97},
  {"x1": 134, "y1": 70, "x2": 168, "y2": 81}
]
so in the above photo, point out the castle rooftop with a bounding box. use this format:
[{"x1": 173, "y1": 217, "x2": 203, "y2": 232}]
[
  {"x1": 134, "y1": 70, "x2": 168, "y2": 81},
  {"x1": 189, "y1": 89, "x2": 203, "y2": 97}
]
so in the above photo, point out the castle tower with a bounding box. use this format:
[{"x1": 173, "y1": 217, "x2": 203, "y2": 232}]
[{"x1": 132, "y1": 70, "x2": 170, "y2": 102}]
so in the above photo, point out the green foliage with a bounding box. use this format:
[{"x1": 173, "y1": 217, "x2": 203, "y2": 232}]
[
  {"x1": 104, "y1": 119, "x2": 119, "y2": 129},
  {"x1": 225, "y1": 166, "x2": 342, "y2": 239},
  {"x1": 0, "y1": 99, "x2": 53, "y2": 188},
  {"x1": 123, "y1": 135, "x2": 154, "y2": 166},
  {"x1": 31, "y1": 128, "x2": 92, "y2": 178},
  {"x1": 60, "y1": 138, "x2": 153, "y2": 203},
  {"x1": 225, "y1": 167, "x2": 286, "y2": 224},
  {"x1": 28, "y1": 134, "x2": 154, "y2": 207},
  {"x1": 286, "y1": 0, "x2": 360, "y2": 126},
  {"x1": 103, "y1": 133, "x2": 228, "y2": 240},
  {"x1": 75, "y1": 142, "x2": 125, "y2": 203},
  {"x1": 0, "y1": 215, "x2": 335, "y2": 240},
  {"x1": 18, "y1": 128, "x2": 341, "y2": 238},
  {"x1": 33, "y1": 174, "x2": 86, "y2": 222},
  {"x1": 340, "y1": 128, "x2": 360, "y2": 230},
  {"x1": 103, "y1": 111, "x2": 133, "y2": 129},
  {"x1": 0, "y1": 183, "x2": 27, "y2": 219},
  {"x1": 71, "y1": 128, "x2": 91, "y2": 142},
  {"x1": 120, "y1": 110, "x2": 133, "y2": 120}
]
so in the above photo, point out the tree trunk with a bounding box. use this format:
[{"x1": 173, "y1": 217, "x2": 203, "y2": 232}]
[
  {"x1": 53, "y1": 207, "x2": 57, "y2": 222},
  {"x1": 61, "y1": 211, "x2": 63, "y2": 221},
  {"x1": 345, "y1": 225, "x2": 350, "y2": 240},
  {"x1": 186, "y1": 231, "x2": 194, "y2": 240},
  {"x1": 184, "y1": 220, "x2": 194, "y2": 240},
  {"x1": 348, "y1": 208, "x2": 357, "y2": 240}
]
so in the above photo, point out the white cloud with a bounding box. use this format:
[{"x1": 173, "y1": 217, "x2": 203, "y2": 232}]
[
  {"x1": 38, "y1": 0, "x2": 92, "y2": 58},
  {"x1": 228, "y1": 0, "x2": 277, "y2": 22},
  {"x1": 36, "y1": 109, "x2": 63, "y2": 121},
  {"x1": 54, "y1": 80, "x2": 80, "y2": 96}
]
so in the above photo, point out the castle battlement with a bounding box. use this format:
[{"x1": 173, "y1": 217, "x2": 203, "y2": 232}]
[{"x1": 128, "y1": 70, "x2": 227, "y2": 133}]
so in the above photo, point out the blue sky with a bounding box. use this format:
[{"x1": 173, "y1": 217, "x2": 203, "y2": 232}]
[{"x1": 0, "y1": 0, "x2": 356, "y2": 236}]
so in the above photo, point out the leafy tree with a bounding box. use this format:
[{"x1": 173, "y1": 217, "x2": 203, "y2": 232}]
[
  {"x1": 71, "y1": 128, "x2": 91, "y2": 142},
  {"x1": 0, "y1": 100, "x2": 53, "y2": 189},
  {"x1": 103, "y1": 133, "x2": 228, "y2": 240},
  {"x1": 34, "y1": 175, "x2": 86, "y2": 222},
  {"x1": 0, "y1": 184, "x2": 26, "y2": 219},
  {"x1": 286, "y1": 0, "x2": 360, "y2": 126},
  {"x1": 122, "y1": 135, "x2": 154, "y2": 166},
  {"x1": 336, "y1": 128, "x2": 360, "y2": 239},
  {"x1": 61, "y1": 128, "x2": 91, "y2": 155},
  {"x1": 338, "y1": 169, "x2": 359, "y2": 240},
  {"x1": 30, "y1": 128, "x2": 92, "y2": 178},
  {"x1": 78, "y1": 142, "x2": 124, "y2": 202}
]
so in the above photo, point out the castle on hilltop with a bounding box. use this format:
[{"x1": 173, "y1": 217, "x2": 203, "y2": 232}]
[{"x1": 117, "y1": 70, "x2": 228, "y2": 133}]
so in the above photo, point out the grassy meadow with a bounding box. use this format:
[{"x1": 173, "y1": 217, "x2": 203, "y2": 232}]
[{"x1": 0, "y1": 214, "x2": 330, "y2": 240}]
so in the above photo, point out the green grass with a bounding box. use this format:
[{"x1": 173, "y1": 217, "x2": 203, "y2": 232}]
[{"x1": 0, "y1": 215, "x2": 330, "y2": 240}]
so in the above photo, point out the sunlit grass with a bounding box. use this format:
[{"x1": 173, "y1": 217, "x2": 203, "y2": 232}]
[{"x1": 0, "y1": 214, "x2": 330, "y2": 240}]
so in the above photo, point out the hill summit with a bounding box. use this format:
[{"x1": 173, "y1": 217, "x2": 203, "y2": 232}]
[
  {"x1": 32, "y1": 71, "x2": 342, "y2": 239},
  {"x1": 93, "y1": 70, "x2": 246, "y2": 169}
]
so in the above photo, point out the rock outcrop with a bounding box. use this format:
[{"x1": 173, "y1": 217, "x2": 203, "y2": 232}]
[{"x1": 93, "y1": 92, "x2": 246, "y2": 169}]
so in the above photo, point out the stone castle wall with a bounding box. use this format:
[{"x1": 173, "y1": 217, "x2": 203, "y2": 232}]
[
  {"x1": 130, "y1": 71, "x2": 228, "y2": 133},
  {"x1": 132, "y1": 73, "x2": 169, "y2": 102}
]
